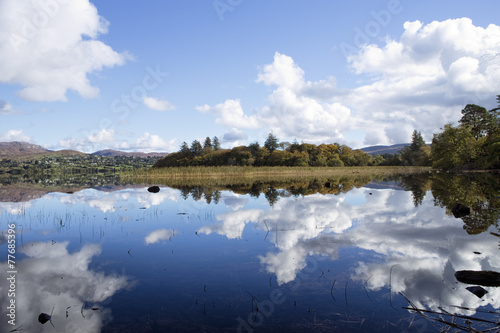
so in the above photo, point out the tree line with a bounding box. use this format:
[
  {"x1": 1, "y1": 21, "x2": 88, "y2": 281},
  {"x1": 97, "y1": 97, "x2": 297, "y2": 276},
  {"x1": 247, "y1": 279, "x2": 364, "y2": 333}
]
[
  {"x1": 155, "y1": 134, "x2": 378, "y2": 167},
  {"x1": 155, "y1": 96, "x2": 499, "y2": 170}
]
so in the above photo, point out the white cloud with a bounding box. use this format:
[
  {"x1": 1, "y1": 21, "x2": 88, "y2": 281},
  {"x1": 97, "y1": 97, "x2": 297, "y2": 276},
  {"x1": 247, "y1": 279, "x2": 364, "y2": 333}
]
[
  {"x1": 143, "y1": 96, "x2": 175, "y2": 111},
  {"x1": 0, "y1": 100, "x2": 20, "y2": 114},
  {"x1": 197, "y1": 19, "x2": 500, "y2": 147},
  {"x1": 133, "y1": 132, "x2": 177, "y2": 152},
  {"x1": 88, "y1": 128, "x2": 115, "y2": 144},
  {"x1": 346, "y1": 18, "x2": 500, "y2": 145},
  {"x1": 0, "y1": 129, "x2": 31, "y2": 142},
  {"x1": 0, "y1": 0, "x2": 127, "y2": 102},
  {"x1": 257, "y1": 52, "x2": 305, "y2": 91},
  {"x1": 196, "y1": 99, "x2": 260, "y2": 129},
  {"x1": 197, "y1": 53, "x2": 351, "y2": 144},
  {"x1": 58, "y1": 130, "x2": 176, "y2": 153}
]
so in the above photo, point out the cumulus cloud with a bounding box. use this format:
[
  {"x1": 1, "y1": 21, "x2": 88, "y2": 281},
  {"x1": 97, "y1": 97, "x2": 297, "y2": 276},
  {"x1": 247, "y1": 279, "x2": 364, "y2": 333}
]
[
  {"x1": 143, "y1": 96, "x2": 175, "y2": 111},
  {"x1": 0, "y1": 0, "x2": 127, "y2": 102},
  {"x1": 133, "y1": 132, "x2": 177, "y2": 152},
  {"x1": 197, "y1": 19, "x2": 500, "y2": 146},
  {"x1": 346, "y1": 18, "x2": 500, "y2": 145},
  {"x1": 58, "y1": 130, "x2": 176, "y2": 153},
  {"x1": 196, "y1": 99, "x2": 260, "y2": 129},
  {"x1": 0, "y1": 129, "x2": 31, "y2": 142},
  {"x1": 197, "y1": 53, "x2": 350, "y2": 144}
]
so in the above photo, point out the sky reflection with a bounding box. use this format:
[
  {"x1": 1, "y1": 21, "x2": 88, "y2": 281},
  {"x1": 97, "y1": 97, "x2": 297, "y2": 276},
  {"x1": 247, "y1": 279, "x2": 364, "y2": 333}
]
[{"x1": 1, "y1": 178, "x2": 499, "y2": 331}]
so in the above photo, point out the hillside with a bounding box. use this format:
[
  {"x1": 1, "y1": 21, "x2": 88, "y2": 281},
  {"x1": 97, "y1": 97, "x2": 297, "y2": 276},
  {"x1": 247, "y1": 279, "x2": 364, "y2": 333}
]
[
  {"x1": 0, "y1": 141, "x2": 85, "y2": 160},
  {"x1": 0, "y1": 142, "x2": 169, "y2": 160},
  {"x1": 0, "y1": 141, "x2": 49, "y2": 157},
  {"x1": 93, "y1": 149, "x2": 168, "y2": 158}
]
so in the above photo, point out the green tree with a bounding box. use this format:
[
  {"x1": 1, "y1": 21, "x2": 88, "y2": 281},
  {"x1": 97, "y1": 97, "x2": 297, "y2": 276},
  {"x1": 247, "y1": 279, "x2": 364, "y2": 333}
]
[
  {"x1": 212, "y1": 136, "x2": 221, "y2": 151},
  {"x1": 190, "y1": 140, "x2": 203, "y2": 156},
  {"x1": 431, "y1": 124, "x2": 479, "y2": 169},
  {"x1": 264, "y1": 133, "x2": 279, "y2": 152},
  {"x1": 410, "y1": 130, "x2": 425, "y2": 151},
  {"x1": 459, "y1": 104, "x2": 492, "y2": 140},
  {"x1": 203, "y1": 137, "x2": 212, "y2": 149},
  {"x1": 179, "y1": 141, "x2": 190, "y2": 153}
]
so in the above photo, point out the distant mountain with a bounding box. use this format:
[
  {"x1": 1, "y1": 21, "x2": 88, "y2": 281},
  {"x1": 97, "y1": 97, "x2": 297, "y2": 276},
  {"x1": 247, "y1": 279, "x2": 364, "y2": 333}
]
[
  {"x1": 360, "y1": 144, "x2": 410, "y2": 156},
  {"x1": 92, "y1": 149, "x2": 169, "y2": 158},
  {"x1": 0, "y1": 141, "x2": 49, "y2": 157},
  {"x1": 0, "y1": 141, "x2": 168, "y2": 160}
]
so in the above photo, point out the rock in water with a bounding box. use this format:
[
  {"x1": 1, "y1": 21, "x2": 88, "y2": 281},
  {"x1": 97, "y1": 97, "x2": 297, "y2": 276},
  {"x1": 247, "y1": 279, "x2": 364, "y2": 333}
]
[
  {"x1": 455, "y1": 270, "x2": 500, "y2": 287},
  {"x1": 451, "y1": 203, "x2": 470, "y2": 218},
  {"x1": 148, "y1": 186, "x2": 160, "y2": 193},
  {"x1": 38, "y1": 313, "x2": 51, "y2": 324},
  {"x1": 466, "y1": 286, "x2": 489, "y2": 298}
]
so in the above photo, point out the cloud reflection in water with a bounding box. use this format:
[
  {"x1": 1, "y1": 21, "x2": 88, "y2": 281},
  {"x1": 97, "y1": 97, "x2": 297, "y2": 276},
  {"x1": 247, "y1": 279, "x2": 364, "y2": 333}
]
[
  {"x1": 0, "y1": 241, "x2": 129, "y2": 333},
  {"x1": 199, "y1": 187, "x2": 500, "y2": 315}
]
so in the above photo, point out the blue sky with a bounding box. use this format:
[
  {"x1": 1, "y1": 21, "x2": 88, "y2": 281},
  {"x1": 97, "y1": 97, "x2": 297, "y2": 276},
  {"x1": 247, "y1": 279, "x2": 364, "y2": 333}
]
[{"x1": 1, "y1": 0, "x2": 500, "y2": 152}]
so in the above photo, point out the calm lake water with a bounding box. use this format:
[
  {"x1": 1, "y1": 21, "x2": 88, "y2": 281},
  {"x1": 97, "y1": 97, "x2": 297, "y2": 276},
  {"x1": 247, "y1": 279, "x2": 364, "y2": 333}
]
[{"x1": 1, "y1": 173, "x2": 499, "y2": 332}]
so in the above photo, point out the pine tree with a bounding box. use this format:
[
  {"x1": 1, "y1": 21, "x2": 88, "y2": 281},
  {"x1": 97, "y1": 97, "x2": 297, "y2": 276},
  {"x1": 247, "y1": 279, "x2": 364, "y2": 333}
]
[
  {"x1": 410, "y1": 130, "x2": 425, "y2": 151},
  {"x1": 264, "y1": 133, "x2": 279, "y2": 152},
  {"x1": 212, "y1": 136, "x2": 221, "y2": 151},
  {"x1": 203, "y1": 137, "x2": 212, "y2": 149}
]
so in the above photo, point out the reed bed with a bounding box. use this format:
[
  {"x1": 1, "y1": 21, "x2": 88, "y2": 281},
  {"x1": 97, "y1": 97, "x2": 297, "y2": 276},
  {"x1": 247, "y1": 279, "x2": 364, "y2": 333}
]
[{"x1": 123, "y1": 166, "x2": 432, "y2": 186}]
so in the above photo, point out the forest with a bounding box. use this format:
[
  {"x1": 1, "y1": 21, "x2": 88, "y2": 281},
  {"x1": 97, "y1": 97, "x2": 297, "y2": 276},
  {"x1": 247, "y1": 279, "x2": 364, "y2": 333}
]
[{"x1": 155, "y1": 96, "x2": 500, "y2": 170}]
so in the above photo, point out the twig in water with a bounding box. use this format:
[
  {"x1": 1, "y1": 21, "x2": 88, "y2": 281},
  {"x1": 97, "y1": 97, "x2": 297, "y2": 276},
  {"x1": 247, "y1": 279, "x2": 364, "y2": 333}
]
[
  {"x1": 330, "y1": 280, "x2": 336, "y2": 301},
  {"x1": 363, "y1": 275, "x2": 374, "y2": 303},
  {"x1": 9, "y1": 325, "x2": 24, "y2": 332},
  {"x1": 246, "y1": 290, "x2": 259, "y2": 313},
  {"x1": 344, "y1": 281, "x2": 348, "y2": 306},
  {"x1": 389, "y1": 264, "x2": 399, "y2": 310},
  {"x1": 400, "y1": 293, "x2": 427, "y2": 318},
  {"x1": 49, "y1": 306, "x2": 55, "y2": 327}
]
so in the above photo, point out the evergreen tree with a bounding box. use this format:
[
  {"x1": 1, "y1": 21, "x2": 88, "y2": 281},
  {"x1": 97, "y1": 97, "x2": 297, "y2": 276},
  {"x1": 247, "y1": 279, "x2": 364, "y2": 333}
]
[
  {"x1": 203, "y1": 137, "x2": 212, "y2": 149},
  {"x1": 179, "y1": 141, "x2": 190, "y2": 153},
  {"x1": 264, "y1": 133, "x2": 279, "y2": 152},
  {"x1": 190, "y1": 140, "x2": 202, "y2": 156},
  {"x1": 410, "y1": 130, "x2": 425, "y2": 151},
  {"x1": 212, "y1": 136, "x2": 221, "y2": 151}
]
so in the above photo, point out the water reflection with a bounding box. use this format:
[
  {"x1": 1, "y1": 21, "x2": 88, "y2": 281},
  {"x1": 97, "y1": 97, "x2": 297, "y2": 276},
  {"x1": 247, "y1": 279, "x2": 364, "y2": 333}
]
[
  {"x1": 0, "y1": 241, "x2": 129, "y2": 333},
  {"x1": 0, "y1": 172, "x2": 498, "y2": 332}
]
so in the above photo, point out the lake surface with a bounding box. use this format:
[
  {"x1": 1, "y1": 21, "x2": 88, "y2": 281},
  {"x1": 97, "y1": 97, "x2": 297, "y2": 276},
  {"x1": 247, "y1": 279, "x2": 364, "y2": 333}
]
[{"x1": 1, "y1": 173, "x2": 499, "y2": 332}]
